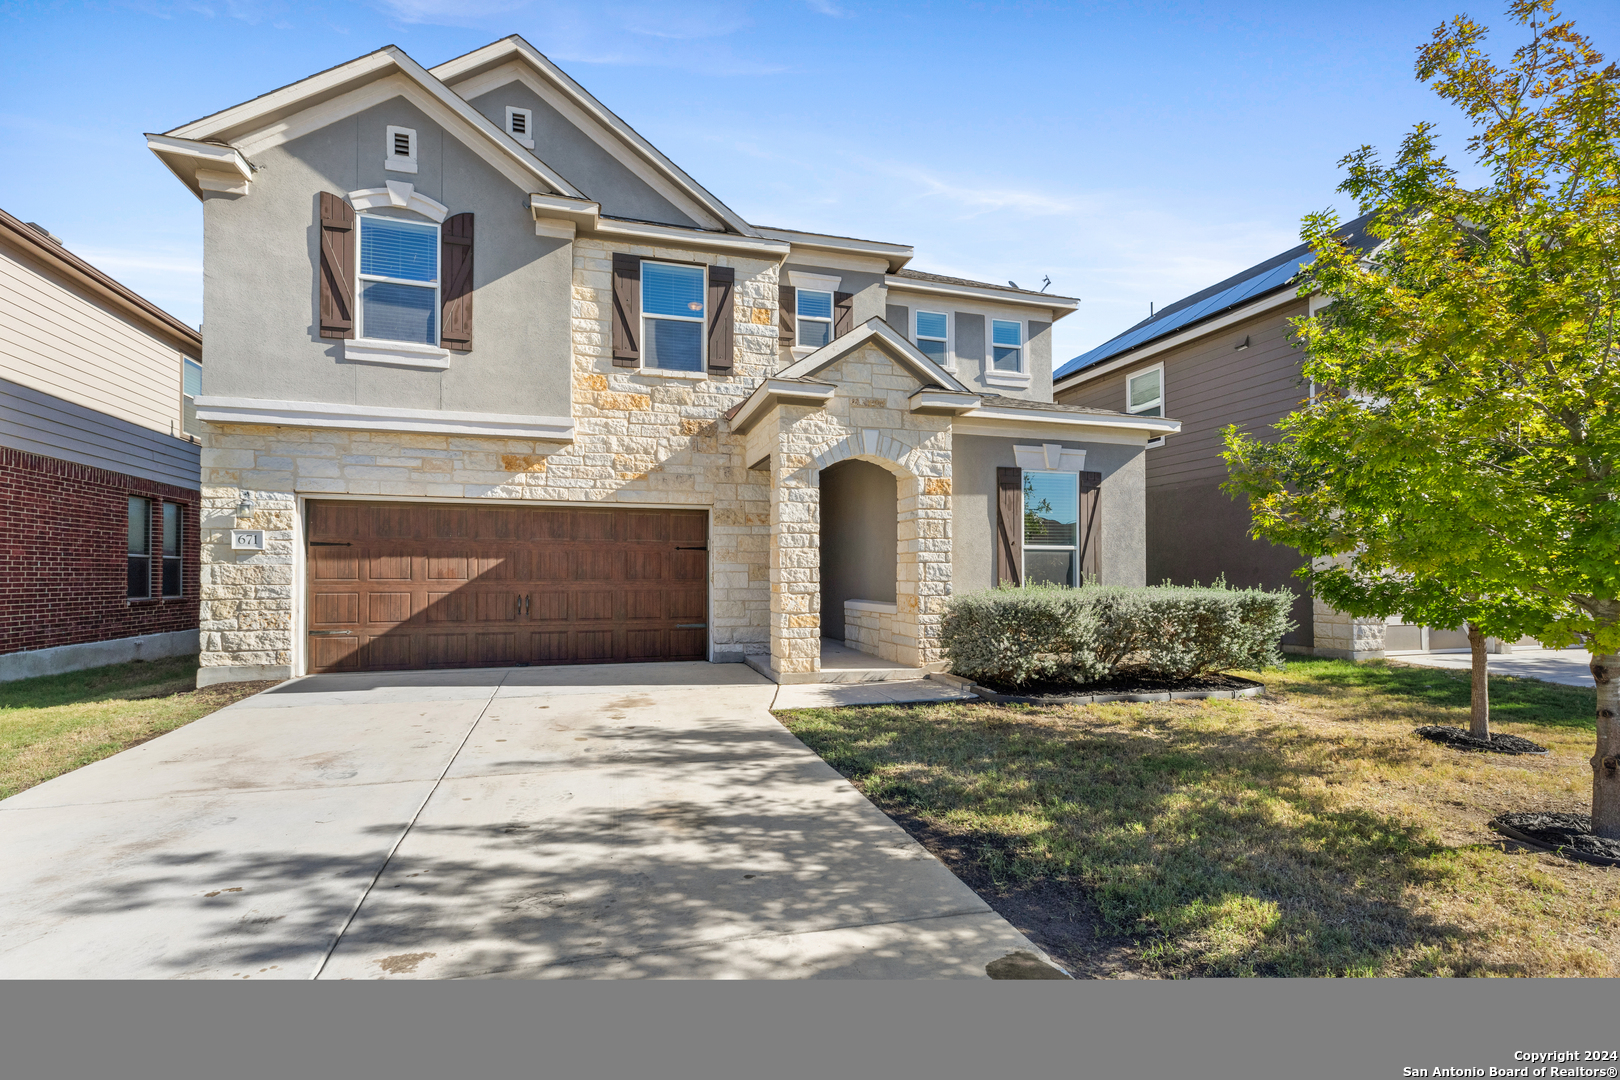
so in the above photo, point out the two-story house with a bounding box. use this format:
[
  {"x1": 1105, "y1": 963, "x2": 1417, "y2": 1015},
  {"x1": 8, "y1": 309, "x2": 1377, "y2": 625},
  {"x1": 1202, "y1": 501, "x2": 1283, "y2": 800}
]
[
  {"x1": 1, "y1": 207, "x2": 204, "y2": 680},
  {"x1": 1052, "y1": 216, "x2": 1517, "y2": 659},
  {"x1": 148, "y1": 36, "x2": 1178, "y2": 687}
]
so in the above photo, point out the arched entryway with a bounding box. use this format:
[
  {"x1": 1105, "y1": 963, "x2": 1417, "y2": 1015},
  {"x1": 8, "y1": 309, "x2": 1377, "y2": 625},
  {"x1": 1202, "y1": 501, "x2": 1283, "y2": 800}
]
[{"x1": 819, "y1": 459, "x2": 898, "y2": 644}]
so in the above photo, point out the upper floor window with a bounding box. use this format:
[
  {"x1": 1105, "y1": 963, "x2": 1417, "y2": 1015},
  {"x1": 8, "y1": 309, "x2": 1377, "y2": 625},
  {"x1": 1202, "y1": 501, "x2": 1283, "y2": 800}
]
[
  {"x1": 1127, "y1": 365, "x2": 1163, "y2": 417},
  {"x1": 916, "y1": 311, "x2": 950, "y2": 368},
  {"x1": 797, "y1": 289, "x2": 833, "y2": 349},
  {"x1": 505, "y1": 107, "x2": 534, "y2": 149},
  {"x1": 642, "y1": 261, "x2": 705, "y2": 372},
  {"x1": 127, "y1": 497, "x2": 151, "y2": 599},
  {"x1": 992, "y1": 319, "x2": 1023, "y2": 372},
  {"x1": 358, "y1": 215, "x2": 439, "y2": 346},
  {"x1": 386, "y1": 126, "x2": 417, "y2": 174},
  {"x1": 161, "y1": 503, "x2": 183, "y2": 598},
  {"x1": 1023, "y1": 471, "x2": 1078, "y2": 587},
  {"x1": 182, "y1": 357, "x2": 201, "y2": 437}
]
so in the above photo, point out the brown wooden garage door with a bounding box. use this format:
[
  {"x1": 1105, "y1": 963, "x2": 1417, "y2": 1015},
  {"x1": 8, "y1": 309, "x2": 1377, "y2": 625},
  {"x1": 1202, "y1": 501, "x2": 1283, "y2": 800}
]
[{"x1": 305, "y1": 501, "x2": 707, "y2": 674}]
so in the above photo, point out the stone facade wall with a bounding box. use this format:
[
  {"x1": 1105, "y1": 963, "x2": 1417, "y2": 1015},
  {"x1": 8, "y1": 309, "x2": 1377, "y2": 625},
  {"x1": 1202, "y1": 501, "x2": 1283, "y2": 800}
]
[
  {"x1": 844, "y1": 600, "x2": 900, "y2": 663},
  {"x1": 1311, "y1": 597, "x2": 1387, "y2": 660},
  {"x1": 197, "y1": 236, "x2": 783, "y2": 681}
]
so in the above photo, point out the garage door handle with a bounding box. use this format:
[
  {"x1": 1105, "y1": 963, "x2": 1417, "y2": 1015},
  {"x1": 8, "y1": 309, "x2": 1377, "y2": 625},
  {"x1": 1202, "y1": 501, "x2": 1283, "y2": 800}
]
[
  {"x1": 676, "y1": 546, "x2": 707, "y2": 551},
  {"x1": 676, "y1": 623, "x2": 707, "y2": 630},
  {"x1": 309, "y1": 630, "x2": 353, "y2": 636}
]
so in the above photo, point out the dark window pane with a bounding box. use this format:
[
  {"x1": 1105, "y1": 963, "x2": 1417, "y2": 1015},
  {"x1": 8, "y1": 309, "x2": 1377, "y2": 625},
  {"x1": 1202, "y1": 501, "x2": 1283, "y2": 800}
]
[
  {"x1": 128, "y1": 497, "x2": 150, "y2": 556},
  {"x1": 1025, "y1": 549, "x2": 1074, "y2": 587},
  {"x1": 918, "y1": 338, "x2": 947, "y2": 365},
  {"x1": 993, "y1": 346, "x2": 1022, "y2": 371},
  {"x1": 797, "y1": 319, "x2": 831, "y2": 348},
  {"x1": 644, "y1": 317, "x2": 702, "y2": 371},
  {"x1": 163, "y1": 503, "x2": 181, "y2": 557},
  {"x1": 162, "y1": 558, "x2": 182, "y2": 598},
  {"x1": 1024, "y1": 472, "x2": 1078, "y2": 547},
  {"x1": 128, "y1": 556, "x2": 151, "y2": 599}
]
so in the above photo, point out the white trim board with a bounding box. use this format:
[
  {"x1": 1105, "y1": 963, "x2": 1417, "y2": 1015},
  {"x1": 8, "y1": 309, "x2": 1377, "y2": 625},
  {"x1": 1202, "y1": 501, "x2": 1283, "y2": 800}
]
[
  {"x1": 194, "y1": 395, "x2": 574, "y2": 441},
  {"x1": 886, "y1": 275, "x2": 1078, "y2": 315},
  {"x1": 1054, "y1": 287, "x2": 1305, "y2": 393},
  {"x1": 778, "y1": 318, "x2": 970, "y2": 394}
]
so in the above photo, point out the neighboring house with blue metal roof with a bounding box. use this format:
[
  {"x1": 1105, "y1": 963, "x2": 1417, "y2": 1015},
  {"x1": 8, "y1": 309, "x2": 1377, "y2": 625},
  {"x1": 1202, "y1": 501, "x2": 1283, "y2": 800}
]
[{"x1": 1051, "y1": 215, "x2": 1380, "y2": 656}]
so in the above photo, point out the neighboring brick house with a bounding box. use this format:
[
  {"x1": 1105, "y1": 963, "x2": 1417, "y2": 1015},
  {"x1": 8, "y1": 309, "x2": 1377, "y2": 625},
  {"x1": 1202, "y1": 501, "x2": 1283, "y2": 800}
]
[
  {"x1": 1052, "y1": 217, "x2": 1525, "y2": 660},
  {"x1": 0, "y1": 207, "x2": 204, "y2": 680},
  {"x1": 147, "y1": 36, "x2": 1177, "y2": 686}
]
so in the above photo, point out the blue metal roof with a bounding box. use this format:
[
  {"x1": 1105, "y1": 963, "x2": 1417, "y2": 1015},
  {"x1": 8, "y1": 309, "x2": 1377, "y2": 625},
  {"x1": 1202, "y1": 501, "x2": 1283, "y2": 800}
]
[{"x1": 1054, "y1": 212, "x2": 1378, "y2": 383}]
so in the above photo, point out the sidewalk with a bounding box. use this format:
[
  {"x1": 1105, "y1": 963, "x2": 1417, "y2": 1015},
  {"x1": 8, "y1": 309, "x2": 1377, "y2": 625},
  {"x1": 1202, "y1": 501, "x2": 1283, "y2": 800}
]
[{"x1": 1388, "y1": 647, "x2": 1594, "y2": 689}]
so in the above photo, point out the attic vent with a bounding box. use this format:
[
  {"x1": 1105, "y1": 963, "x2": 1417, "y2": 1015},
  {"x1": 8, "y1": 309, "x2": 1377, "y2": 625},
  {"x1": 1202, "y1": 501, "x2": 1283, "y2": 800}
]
[
  {"x1": 385, "y1": 126, "x2": 418, "y2": 174},
  {"x1": 505, "y1": 107, "x2": 535, "y2": 149}
]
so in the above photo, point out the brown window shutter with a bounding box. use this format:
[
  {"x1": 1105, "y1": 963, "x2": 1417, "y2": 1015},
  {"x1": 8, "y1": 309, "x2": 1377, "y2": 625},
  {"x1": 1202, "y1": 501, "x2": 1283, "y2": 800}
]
[
  {"x1": 1079, "y1": 471, "x2": 1102, "y2": 583},
  {"x1": 996, "y1": 466, "x2": 1023, "y2": 587},
  {"x1": 833, "y1": 291, "x2": 854, "y2": 338},
  {"x1": 440, "y1": 212, "x2": 474, "y2": 352},
  {"x1": 318, "y1": 192, "x2": 355, "y2": 339},
  {"x1": 707, "y1": 265, "x2": 735, "y2": 373},
  {"x1": 778, "y1": 284, "x2": 796, "y2": 346},
  {"x1": 611, "y1": 253, "x2": 641, "y2": 367}
]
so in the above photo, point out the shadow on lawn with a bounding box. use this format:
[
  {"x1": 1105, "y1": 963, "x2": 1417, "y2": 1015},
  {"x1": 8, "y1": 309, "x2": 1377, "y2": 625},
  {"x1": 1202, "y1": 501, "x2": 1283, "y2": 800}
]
[{"x1": 785, "y1": 702, "x2": 1543, "y2": 978}]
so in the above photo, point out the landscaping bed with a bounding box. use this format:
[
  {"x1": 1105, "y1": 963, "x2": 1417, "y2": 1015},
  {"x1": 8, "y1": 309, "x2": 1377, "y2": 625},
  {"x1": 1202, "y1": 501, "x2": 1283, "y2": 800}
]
[
  {"x1": 775, "y1": 655, "x2": 1619, "y2": 978},
  {"x1": 972, "y1": 668, "x2": 1263, "y2": 704},
  {"x1": 1414, "y1": 725, "x2": 1548, "y2": 755},
  {"x1": 1492, "y1": 812, "x2": 1620, "y2": 866}
]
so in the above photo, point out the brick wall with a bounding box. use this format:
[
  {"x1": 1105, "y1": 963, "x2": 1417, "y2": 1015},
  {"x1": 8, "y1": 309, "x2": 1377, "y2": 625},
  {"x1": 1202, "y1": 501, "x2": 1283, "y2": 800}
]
[{"x1": 0, "y1": 446, "x2": 199, "y2": 656}]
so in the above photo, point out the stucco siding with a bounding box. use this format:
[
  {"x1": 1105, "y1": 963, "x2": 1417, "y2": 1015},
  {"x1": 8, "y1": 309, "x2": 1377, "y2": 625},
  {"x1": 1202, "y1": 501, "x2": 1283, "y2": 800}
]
[
  {"x1": 0, "y1": 242, "x2": 192, "y2": 437},
  {"x1": 201, "y1": 95, "x2": 572, "y2": 421},
  {"x1": 466, "y1": 81, "x2": 700, "y2": 228},
  {"x1": 951, "y1": 434, "x2": 1146, "y2": 596},
  {"x1": 885, "y1": 288, "x2": 1055, "y2": 402}
]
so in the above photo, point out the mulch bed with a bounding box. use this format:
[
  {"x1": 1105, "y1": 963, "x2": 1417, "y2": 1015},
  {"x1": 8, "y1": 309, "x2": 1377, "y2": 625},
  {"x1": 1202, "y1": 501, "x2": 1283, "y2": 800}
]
[
  {"x1": 975, "y1": 669, "x2": 1261, "y2": 702},
  {"x1": 1491, "y1": 812, "x2": 1620, "y2": 867},
  {"x1": 1413, "y1": 725, "x2": 1548, "y2": 755}
]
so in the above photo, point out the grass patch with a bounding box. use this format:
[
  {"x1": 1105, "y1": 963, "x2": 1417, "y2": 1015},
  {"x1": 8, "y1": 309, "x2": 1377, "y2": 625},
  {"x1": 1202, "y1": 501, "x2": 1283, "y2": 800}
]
[
  {"x1": 0, "y1": 656, "x2": 271, "y2": 800},
  {"x1": 777, "y1": 656, "x2": 1616, "y2": 978}
]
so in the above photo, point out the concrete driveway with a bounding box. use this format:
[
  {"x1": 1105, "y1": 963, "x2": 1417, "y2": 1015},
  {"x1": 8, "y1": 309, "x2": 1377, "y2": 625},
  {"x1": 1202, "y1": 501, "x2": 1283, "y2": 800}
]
[{"x1": 0, "y1": 662, "x2": 1054, "y2": 979}]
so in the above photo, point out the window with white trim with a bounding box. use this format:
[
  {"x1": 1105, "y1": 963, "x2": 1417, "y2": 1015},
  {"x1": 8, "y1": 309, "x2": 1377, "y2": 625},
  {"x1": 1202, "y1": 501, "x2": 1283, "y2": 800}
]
[
  {"x1": 182, "y1": 357, "x2": 202, "y2": 437},
  {"x1": 358, "y1": 214, "x2": 440, "y2": 345},
  {"x1": 1126, "y1": 365, "x2": 1163, "y2": 417},
  {"x1": 797, "y1": 289, "x2": 834, "y2": 349},
  {"x1": 916, "y1": 310, "x2": 950, "y2": 368},
  {"x1": 127, "y1": 497, "x2": 151, "y2": 599},
  {"x1": 505, "y1": 107, "x2": 534, "y2": 149},
  {"x1": 1023, "y1": 471, "x2": 1078, "y2": 587},
  {"x1": 642, "y1": 261, "x2": 705, "y2": 372},
  {"x1": 992, "y1": 319, "x2": 1023, "y2": 372},
  {"x1": 385, "y1": 126, "x2": 417, "y2": 173}
]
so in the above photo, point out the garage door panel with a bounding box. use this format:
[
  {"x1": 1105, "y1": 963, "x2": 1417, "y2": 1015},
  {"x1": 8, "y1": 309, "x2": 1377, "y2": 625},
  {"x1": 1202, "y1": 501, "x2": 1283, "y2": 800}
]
[
  {"x1": 424, "y1": 591, "x2": 467, "y2": 623},
  {"x1": 572, "y1": 549, "x2": 620, "y2": 582},
  {"x1": 310, "y1": 546, "x2": 359, "y2": 581},
  {"x1": 368, "y1": 591, "x2": 412, "y2": 627},
  {"x1": 311, "y1": 592, "x2": 358, "y2": 626},
  {"x1": 307, "y1": 503, "x2": 708, "y2": 673},
  {"x1": 423, "y1": 634, "x2": 469, "y2": 667},
  {"x1": 366, "y1": 551, "x2": 412, "y2": 581}
]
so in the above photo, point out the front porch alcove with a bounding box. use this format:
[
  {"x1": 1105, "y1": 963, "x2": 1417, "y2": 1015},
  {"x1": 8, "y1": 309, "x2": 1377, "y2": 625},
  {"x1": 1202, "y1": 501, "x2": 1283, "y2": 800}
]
[{"x1": 820, "y1": 458, "x2": 900, "y2": 661}]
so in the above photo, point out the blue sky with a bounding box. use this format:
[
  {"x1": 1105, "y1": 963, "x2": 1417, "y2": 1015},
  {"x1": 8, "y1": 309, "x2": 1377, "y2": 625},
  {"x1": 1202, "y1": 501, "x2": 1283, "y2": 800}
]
[{"x1": 3, "y1": 0, "x2": 1617, "y2": 364}]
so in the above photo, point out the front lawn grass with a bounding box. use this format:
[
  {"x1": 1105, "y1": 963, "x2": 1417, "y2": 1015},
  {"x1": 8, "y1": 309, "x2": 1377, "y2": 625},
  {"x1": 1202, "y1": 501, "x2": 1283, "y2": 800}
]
[
  {"x1": 777, "y1": 656, "x2": 1617, "y2": 978},
  {"x1": 0, "y1": 657, "x2": 271, "y2": 800}
]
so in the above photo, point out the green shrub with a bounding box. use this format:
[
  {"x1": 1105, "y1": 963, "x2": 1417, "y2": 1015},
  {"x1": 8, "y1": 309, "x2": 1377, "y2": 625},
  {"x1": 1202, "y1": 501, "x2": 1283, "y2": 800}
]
[{"x1": 941, "y1": 581, "x2": 1296, "y2": 688}]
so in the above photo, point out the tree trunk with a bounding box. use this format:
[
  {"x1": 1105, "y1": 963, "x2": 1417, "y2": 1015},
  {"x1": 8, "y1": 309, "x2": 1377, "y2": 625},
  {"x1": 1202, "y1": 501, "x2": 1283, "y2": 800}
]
[
  {"x1": 1466, "y1": 623, "x2": 1490, "y2": 740},
  {"x1": 1593, "y1": 650, "x2": 1620, "y2": 840}
]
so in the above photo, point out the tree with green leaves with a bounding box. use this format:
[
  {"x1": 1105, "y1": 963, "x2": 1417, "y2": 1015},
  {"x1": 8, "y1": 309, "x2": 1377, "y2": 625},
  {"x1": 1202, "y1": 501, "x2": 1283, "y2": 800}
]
[{"x1": 1223, "y1": 0, "x2": 1620, "y2": 835}]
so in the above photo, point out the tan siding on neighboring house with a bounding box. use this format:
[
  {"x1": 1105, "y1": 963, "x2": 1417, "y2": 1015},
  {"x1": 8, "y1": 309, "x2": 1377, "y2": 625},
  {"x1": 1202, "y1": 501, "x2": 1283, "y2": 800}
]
[{"x1": 0, "y1": 244, "x2": 192, "y2": 438}]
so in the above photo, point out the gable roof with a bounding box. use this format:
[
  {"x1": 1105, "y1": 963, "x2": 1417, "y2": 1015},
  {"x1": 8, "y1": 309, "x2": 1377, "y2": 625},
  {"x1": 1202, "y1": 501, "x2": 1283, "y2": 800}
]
[
  {"x1": 1054, "y1": 212, "x2": 1378, "y2": 383},
  {"x1": 431, "y1": 36, "x2": 758, "y2": 237},
  {"x1": 777, "y1": 318, "x2": 972, "y2": 393},
  {"x1": 153, "y1": 45, "x2": 585, "y2": 201}
]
